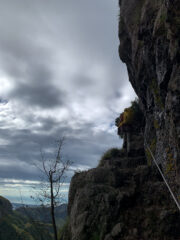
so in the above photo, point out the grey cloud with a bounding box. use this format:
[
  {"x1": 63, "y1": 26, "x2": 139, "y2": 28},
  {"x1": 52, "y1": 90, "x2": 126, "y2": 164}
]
[
  {"x1": 0, "y1": 164, "x2": 39, "y2": 181},
  {"x1": 11, "y1": 80, "x2": 65, "y2": 109},
  {"x1": 0, "y1": 0, "x2": 134, "y2": 201},
  {"x1": 0, "y1": 114, "x2": 121, "y2": 182}
]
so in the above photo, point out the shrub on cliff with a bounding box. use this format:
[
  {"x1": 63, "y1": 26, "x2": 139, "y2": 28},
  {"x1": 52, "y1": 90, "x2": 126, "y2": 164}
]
[
  {"x1": 98, "y1": 148, "x2": 123, "y2": 167},
  {"x1": 115, "y1": 99, "x2": 144, "y2": 136}
]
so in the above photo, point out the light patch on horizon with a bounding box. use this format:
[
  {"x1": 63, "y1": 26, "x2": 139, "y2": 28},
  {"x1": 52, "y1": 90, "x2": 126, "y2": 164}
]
[{"x1": 0, "y1": 178, "x2": 70, "y2": 204}]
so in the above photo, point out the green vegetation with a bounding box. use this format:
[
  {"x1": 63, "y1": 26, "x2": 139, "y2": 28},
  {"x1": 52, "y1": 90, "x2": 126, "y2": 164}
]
[
  {"x1": 101, "y1": 148, "x2": 120, "y2": 160},
  {"x1": 16, "y1": 204, "x2": 67, "y2": 228},
  {"x1": 0, "y1": 196, "x2": 67, "y2": 240},
  {"x1": 115, "y1": 99, "x2": 144, "y2": 135},
  {"x1": 58, "y1": 218, "x2": 70, "y2": 240},
  {"x1": 0, "y1": 211, "x2": 53, "y2": 240},
  {"x1": 98, "y1": 148, "x2": 122, "y2": 167},
  {"x1": 130, "y1": 99, "x2": 143, "y2": 119},
  {"x1": 0, "y1": 196, "x2": 12, "y2": 217}
]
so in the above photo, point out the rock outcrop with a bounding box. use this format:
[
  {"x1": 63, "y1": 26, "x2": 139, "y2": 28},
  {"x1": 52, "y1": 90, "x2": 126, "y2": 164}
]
[
  {"x1": 61, "y1": 103, "x2": 180, "y2": 240},
  {"x1": 115, "y1": 100, "x2": 145, "y2": 157},
  {"x1": 61, "y1": 148, "x2": 180, "y2": 240},
  {"x1": 119, "y1": 0, "x2": 180, "y2": 185},
  {"x1": 60, "y1": 1, "x2": 180, "y2": 239}
]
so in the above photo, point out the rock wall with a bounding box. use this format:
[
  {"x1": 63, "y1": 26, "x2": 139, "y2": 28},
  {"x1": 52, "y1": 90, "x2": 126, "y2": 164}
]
[
  {"x1": 119, "y1": 0, "x2": 180, "y2": 184},
  {"x1": 61, "y1": 150, "x2": 180, "y2": 240},
  {"x1": 60, "y1": 1, "x2": 180, "y2": 239},
  {"x1": 61, "y1": 111, "x2": 180, "y2": 239}
]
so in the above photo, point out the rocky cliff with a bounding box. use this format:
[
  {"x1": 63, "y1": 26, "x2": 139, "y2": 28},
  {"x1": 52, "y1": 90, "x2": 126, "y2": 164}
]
[
  {"x1": 60, "y1": 103, "x2": 180, "y2": 240},
  {"x1": 60, "y1": 1, "x2": 180, "y2": 239},
  {"x1": 61, "y1": 146, "x2": 180, "y2": 240},
  {"x1": 119, "y1": 0, "x2": 180, "y2": 185}
]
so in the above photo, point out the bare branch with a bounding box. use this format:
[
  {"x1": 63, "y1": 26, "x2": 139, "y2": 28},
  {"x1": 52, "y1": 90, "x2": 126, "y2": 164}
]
[{"x1": 33, "y1": 137, "x2": 71, "y2": 240}]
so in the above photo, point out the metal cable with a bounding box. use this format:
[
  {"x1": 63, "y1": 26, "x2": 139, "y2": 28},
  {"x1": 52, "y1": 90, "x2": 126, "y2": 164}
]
[{"x1": 145, "y1": 139, "x2": 180, "y2": 212}]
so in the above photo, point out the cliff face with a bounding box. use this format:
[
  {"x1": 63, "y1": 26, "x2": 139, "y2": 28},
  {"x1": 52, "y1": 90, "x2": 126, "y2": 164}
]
[
  {"x1": 61, "y1": 106, "x2": 180, "y2": 240},
  {"x1": 60, "y1": 1, "x2": 180, "y2": 239},
  {"x1": 119, "y1": 0, "x2": 180, "y2": 183},
  {"x1": 62, "y1": 149, "x2": 180, "y2": 240}
]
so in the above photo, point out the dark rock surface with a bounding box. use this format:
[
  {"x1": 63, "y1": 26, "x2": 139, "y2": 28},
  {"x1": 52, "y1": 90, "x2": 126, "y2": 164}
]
[
  {"x1": 61, "y1": 151, "x2": 180, "y2": 240},
  {"x1": 60, "y1": 1, "x2": 180, "y2": 239},
  {"x1": 119, "y1": 0, "x2": 180, "y2": 184}
]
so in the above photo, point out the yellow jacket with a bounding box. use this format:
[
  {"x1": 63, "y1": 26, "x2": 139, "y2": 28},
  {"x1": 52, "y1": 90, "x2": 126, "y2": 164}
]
[{"x1": 118, "y1": 107, "x2": 134, "y2": 127}]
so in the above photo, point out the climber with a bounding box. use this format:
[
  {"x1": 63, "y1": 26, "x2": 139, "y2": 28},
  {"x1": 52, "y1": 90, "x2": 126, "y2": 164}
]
[{"x1": 118, "y1": 107, "x2": 134, "y2": 132}]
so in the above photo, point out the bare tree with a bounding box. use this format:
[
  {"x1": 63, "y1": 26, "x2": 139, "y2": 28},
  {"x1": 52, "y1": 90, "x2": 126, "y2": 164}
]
[{"x1": 34, "y1": 138, "x2": 71, "y2": 240}]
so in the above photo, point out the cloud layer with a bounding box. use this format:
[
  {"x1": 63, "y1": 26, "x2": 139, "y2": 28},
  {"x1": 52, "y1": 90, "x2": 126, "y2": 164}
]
[{"x1": 0, "y1": 0, "x2": 136, "y2": 202}]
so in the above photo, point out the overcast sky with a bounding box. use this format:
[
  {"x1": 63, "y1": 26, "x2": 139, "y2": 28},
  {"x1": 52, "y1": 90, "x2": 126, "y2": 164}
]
[{"x1": 0, "y1": 0, "x2": 136, "y2": 204}]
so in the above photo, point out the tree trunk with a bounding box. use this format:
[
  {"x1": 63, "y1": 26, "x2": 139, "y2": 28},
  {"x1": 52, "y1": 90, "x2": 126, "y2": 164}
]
[{"x1": 50, "y1": 175, "x2": 58, "y2": 240}]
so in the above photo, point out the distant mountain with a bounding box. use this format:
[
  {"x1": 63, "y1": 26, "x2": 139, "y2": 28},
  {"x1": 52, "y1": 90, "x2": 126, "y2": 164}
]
[
  {"x1": 0, "y1": 196, "x2": 67, "y2": 240},
  {"x1": 0, "y1": 211, "x2": 53, "y2": 240},
  {"x1": 16, "y1": 204, "x2": 67, "y2": 227},
  {"x1": 12, "y1": 203, "x2": 38, "y2": 210},
  {"x1": 0, "y1": 196, "x2": 12, "y2": 218}
]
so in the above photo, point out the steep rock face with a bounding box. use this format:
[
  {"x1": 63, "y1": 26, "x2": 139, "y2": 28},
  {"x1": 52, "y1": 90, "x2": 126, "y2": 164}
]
[
  {"x1": 119, "y1": 0, "x2": 180, "y2": 184},
  {"x1": 62, "y1": 151, "x2": 180, "y2": 240},
  {"x1": 60, "y1": 1, "x2": 180, "y2": 239}
]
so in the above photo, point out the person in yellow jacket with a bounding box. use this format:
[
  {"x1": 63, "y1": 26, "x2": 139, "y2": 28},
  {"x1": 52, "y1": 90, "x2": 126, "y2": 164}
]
[{"x1": 118, "y1": 107, "x2": 134, "y2": 128}]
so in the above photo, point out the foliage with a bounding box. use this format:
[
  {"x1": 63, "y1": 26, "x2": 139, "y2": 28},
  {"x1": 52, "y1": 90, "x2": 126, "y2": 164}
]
[
  {"x1": 131, "y1": 99, "x2": 143, "y2": 123},
  {"x1": 0, "y1": 211, "x2": 53, "y2": 240},
  {"x1": 101, "y1": 148, "x2": 120, "y2": 160},
  {"x1": 98, "y1": 148, "x2": 122, "y2": 167},
  {"x1": 0, "y1": 196, "x2": 12, "y2": 216},
  {"x1": 16, "y1": 204, "x2": 67, "y2": 228},
  {"x1": 58, "y1": 218, "x2": 71, "y2": 240},
  {"x1": 101, "y1": 148, "x2": 121, "y2": 160},
  {"x1": 115, "y1": 98, "x2": 144, "y2": 133}
]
